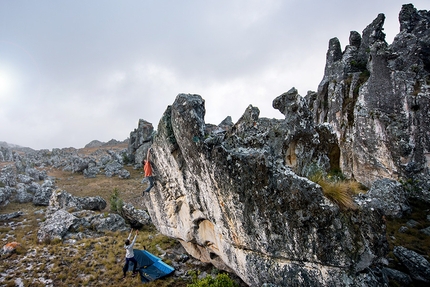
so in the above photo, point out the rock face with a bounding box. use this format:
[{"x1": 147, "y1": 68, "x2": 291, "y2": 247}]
[
  {"x1": 306, "y1": 4, "x2": 430, "y2": 201},
  {"x1": 355, "y1": 178, "x2": 411, "y2": 218},
  {"x1": 144, "y1": 93, "x2": 388, "y2": 286}
]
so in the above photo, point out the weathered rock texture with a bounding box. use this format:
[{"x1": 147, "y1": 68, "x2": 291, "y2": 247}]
[
  {"x1": 307, "y1": 4, "x2": 430, "y2": 201},
  {"x1": 144, "y1": 94, "x2": 388, "y2": 286}
]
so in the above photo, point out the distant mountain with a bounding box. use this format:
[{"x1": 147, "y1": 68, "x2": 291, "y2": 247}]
[
  {"x1": 84, "y1": 138, "x2": 129, "y2": 148},
  {"x1": 84, "y1": 140, "x2": 104, "y2": 148},
  {"x1": 0, "y1": 141, "x2": 35, "y2": 153}
]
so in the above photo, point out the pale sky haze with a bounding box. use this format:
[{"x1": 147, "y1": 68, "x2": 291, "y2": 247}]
[{"x1": 0, "y1": 1, "x2": 428, "y2": 150}]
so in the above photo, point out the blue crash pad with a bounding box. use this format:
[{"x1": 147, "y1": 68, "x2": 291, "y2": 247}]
[{"x1": 127, "y1": 249, "x2": 175, "y2": 283}]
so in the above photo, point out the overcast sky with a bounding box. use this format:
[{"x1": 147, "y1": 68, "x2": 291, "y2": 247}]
[{"x1": 0, "y1": 1, "x2": 427, "y2": 150}]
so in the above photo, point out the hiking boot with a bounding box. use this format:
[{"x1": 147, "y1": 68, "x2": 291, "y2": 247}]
[{"x1": 132, "y1": 272, "x2": 138, "y2": 277}]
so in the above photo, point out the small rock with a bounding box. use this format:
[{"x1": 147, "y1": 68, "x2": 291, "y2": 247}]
[
  {"x1": 398, "y1": 226, "x2": 409, "y2": 233},
  {"x1": 0, "y1": 211, "x2": 23, "y2": 221},
  {"x1": 406, "y1": 220, "x2": 419, "y2": 228},
  {"x1": 420, "y1": 226, "x2": 430, "y2": 236},
  {"x1": 2, "y1": 241, "x2": 21, "y2": 255}
]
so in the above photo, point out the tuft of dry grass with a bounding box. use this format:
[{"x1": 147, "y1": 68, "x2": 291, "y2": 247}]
[
  {"x1": 318, "y1": 180, "x2": 361, "y2": 210},
  {"x1": 308, "y1": 169, "x2": 362, "y2": 210}
]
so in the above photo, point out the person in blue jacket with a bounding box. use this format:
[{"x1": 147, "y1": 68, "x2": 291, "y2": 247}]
[{"x1": 122, "y1": 229, "x2": 139, "y2": 279}]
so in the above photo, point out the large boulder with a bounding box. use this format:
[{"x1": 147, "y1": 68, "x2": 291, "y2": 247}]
[
  {"x1": 33, "y1": 180, "x2": 55, "y2": 206},
  {"x1": 0, "y1": 146, "x2": 14, "y2": 162},
  {"x1": 83, "y1": 161, "x2": 100, "y2": 178},
  {"x1": 121, "y1": 203, "x2": 152, "y2": 228},
  {"x1": 13, "y1": 183, "x2": 33, "y2": 203},
  {"x1": 37, "y1": 209, "x2": 78, "y2": 243},
  {"x1": 38, "y1": 191, "x2": 125, "y2": 242},
  {"x1": 89, "y1": 213, "x2": 128, "y2": 233},
  {"x1": 104, "y1": 161, "x2": 123, "y2": 177},
  {"x1": 144, "y1": 93, "x2": 388, "y2": 286},
  {"x1": 48, "y1": 190, "x2": 106, "y2": 214},
  {"x1": 0, "y1": 187, "x2": 13, "y2": 207},
  {"x1": 0, "y1": 165, "x2": 16, "y2": 187}
]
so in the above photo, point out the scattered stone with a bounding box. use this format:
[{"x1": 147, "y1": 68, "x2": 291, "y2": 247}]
[
  {"x1": 382, "y1": 267, "x2": 412, "y2": 286},
  {"x1": 406, "y1": 220, "x2": 420, "y2": 228},
  {"x1": 420, "y1": 226, "x2": 430, "y2": 236},
  {"x1": 0, "y1": 211, "x2": 23, "y2": 221},
  {"x1": 393, "y1": 246, "x2": 430, "y2": 283},
  {"x1": 398, "y1": 226, "x2": 408, "y2": 233},
  {"x1": 1, "y1": 242, "x2": 20, "y2": 255}
]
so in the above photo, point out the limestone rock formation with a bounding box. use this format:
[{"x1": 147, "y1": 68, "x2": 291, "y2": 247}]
[
  {"x1": 128, "y1": 119, "x2": 154, "y2": 165},
  {"x1": 144, "y1": 93, "x2": 388, "y2": 286},
  {"x1": 306, "y1": 4, "x2": 430, "y2": 201}
]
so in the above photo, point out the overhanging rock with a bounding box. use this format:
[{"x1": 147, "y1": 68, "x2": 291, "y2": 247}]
[{"x1": 144, "y1": 93, "x2": 388, "y2": 286}]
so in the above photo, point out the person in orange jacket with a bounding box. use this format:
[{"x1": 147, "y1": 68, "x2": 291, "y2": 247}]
[{"x1": 142, "y1": 147, "x2": 154, "y2": 194}]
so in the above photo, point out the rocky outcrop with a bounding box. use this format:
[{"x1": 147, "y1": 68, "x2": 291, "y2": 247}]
[
  {"x1": 306, "y1": 4, "x2": 430, "y2": 201},
  {"x1": 37, "y1": 190, "x2": 129, "y2": 243},
  {"x1": 128, "y1": 119, "x2": 154, "y2": 166},
  {"x1": 144, "y1": 93, "x2": 388, "y2": 286},
  {"x1": 0, "y1": 144, "x2": 132, "y2": 208}
]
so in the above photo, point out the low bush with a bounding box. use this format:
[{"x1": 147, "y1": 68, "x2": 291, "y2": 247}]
[
  {"x1": 110, "y1": 188, "x2": 124, "y2": 214},
  {"x1": 187, "y1": 271, "x2": 239, "y2": 287}
]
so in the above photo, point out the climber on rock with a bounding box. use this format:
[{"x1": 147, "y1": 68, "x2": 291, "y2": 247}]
[
  {"x1": 122, "y1": 229, "x2": 139, "y2": 279},
  {"x1": 142, "y1": 147, "x2": 154, "y2": 194}
]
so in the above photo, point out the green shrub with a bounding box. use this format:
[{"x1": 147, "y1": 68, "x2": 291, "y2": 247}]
[
  {"x1": 187, "y1": 272, "x2": 238, "y2": 287},
  {"x1": 110, "y1": 188, "x2": 123, "y2": 214}
]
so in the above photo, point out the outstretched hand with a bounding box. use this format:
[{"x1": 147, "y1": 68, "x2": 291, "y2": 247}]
[{"x1": 135, "y1": 229, "x2": 139, "y2": 235}]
